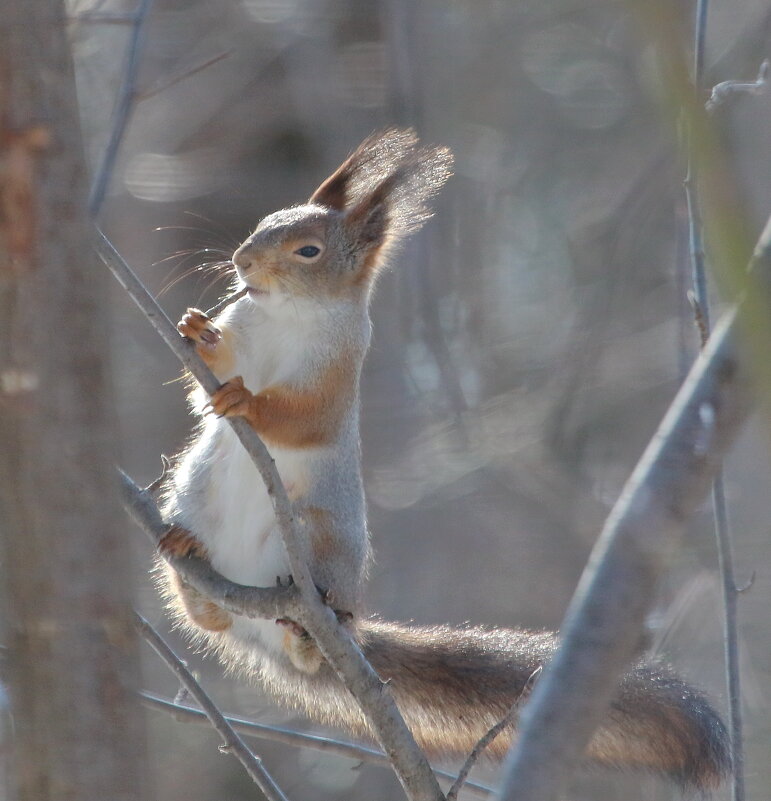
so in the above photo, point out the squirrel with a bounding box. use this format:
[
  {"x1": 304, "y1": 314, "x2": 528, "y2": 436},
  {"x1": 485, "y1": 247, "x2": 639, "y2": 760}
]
[{"x1": 158, "y1": 129, "x2": 730, "y2": 791}]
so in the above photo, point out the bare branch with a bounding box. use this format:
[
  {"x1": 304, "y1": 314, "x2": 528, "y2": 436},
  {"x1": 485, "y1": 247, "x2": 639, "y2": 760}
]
[
  {"x1": 145, "y1": 454, "x2": 171, "y2": 494},
  {"x1": 496, "y1": 211, "x2": 771, "y2": 799},
  {"x1": 87, "y1": 0, "x2": 155, "y2": 217},
  {"x1": 135, "y1": 614, "x2": 290, "y2": 801},
  {"x1": 204, "y1": 285, "x2": 247, "y2": 318},
  {"x1": 137, "y1": 50, "x2": 234, "y2": 102},
  {"x1": 140, "y1": 692, "x2": 495, "y2": 799},
  {"x1": 447, "y1": 668, "x2": 541, "y2": 801},
  {"x1": 96, "y1": 231, "x2": 444, "y2": 801},
  {"x1": 685, "y1": 6, "x2": 747, "y2": 799},
  {"x1": 707, "y1": 60, "x2": 769, "y2": 113},
  {"x1": 68, "y1": 12, "x2": 137, "y2": 24}
]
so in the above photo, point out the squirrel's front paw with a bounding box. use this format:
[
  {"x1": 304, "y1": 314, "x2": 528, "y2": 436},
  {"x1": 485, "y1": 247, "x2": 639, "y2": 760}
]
[
  {"x1": 177, "y1": 308, "x2": 221, "y2": 350},
  {"x1": 208, "y1": 376, "x2": 254, "y2": 418}
]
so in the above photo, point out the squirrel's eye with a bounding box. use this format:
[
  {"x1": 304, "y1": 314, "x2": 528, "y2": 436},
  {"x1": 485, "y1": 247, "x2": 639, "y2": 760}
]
[{"x1": 295, "y1": 245, "x2": 321, "y2": 259}]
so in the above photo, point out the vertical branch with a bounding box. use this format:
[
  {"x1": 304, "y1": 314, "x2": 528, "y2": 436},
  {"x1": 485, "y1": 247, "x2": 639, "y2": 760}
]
[
  {"x1": 685, "y1": 0, "x2": 710, "y2": 333},
  {"x1": 0, "y1": 1, "x2": 144, "y2": 798},
  {"x1": 87, "y1": 0, "x2": 155, "y2": 217},
  {"x1": 684, "y1": 4, "x2": 745, "y2": 799}
]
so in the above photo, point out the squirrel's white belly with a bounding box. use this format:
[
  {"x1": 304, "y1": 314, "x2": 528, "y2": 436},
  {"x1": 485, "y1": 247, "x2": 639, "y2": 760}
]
[{"x1": 172, "y1": 417, "x2": 315, "y2": 654}]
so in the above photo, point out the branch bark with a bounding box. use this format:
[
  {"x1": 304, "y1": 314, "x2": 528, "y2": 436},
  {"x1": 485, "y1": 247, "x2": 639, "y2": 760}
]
[
  {"x1": 0, "y1": 1, "x2": 144, "y2": 798},
  {"x1": 496, "y1": 216, "x2": 771, "y2": 801}
]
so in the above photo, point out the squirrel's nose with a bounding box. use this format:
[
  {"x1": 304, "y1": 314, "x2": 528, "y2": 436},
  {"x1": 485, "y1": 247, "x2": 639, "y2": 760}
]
[{"x1": 232, "y1": 245, "x2": 256, "y2": 273}]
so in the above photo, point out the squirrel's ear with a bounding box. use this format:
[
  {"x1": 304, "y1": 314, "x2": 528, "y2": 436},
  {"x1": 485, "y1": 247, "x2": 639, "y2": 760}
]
[
  {"x1": 308, "y1": 162, "x2": 351, "y2": 210},
  {"x1": 342, "y1": 174, "x2": 398, "y2": 280}
]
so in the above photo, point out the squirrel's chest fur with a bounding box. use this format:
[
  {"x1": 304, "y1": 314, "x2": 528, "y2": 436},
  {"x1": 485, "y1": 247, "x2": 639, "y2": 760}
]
[{"x1": 165, "y1": 294, "x2": 370, "y2": 657}]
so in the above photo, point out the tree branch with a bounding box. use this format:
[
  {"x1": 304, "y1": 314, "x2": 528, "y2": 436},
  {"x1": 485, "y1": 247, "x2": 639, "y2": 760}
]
[
  {"x1": 139, "y1": 692, "x2": 495, "y2": 799},
  {"x1": 684, "y1": 4, "x2": 747, "y2": 798},
  {"x1": 87, "y1": 0, "x2": 155, "y2": 217},
  {"x1": 119, "y1": 470, "x2": 299, "y2": 620},
  {"x1": 135, "y1": 614, "x2": 290, "y2": 801},
  {"x1": 496, "y1": 213, "x2": 771, "y2": 800},
  {"x1": 447, "y1": 670, "x2": 540, "y2": 801},
  {"x1": 706, "y1": 60, "x2": 769, "y2": 113},
  {"x1": 96, "y1": 230, "x2": 444, "y2": 801}
]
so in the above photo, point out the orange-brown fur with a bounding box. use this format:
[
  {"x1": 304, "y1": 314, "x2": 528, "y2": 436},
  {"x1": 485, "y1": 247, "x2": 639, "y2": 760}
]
[
  {"x1": 167, "y1": 570, "x2": 233, "y2": 632},
  {"x1": 158, "y1": 523, "x2": 208, "y2": 559},
  {"x1": 209, "y1": 354, "x2": 357, "y2": 449},
  {"x1": 306, "y1": 506, "x2": 340, "y2": 563},
  {"x1": 158, "y1": 525, "x2": 233, "y2": 632}
]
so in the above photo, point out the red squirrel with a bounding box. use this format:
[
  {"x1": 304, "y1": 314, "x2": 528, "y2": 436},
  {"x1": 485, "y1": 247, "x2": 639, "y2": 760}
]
[{"x1": 158, "y1": 129, "x2": 729, "y2": 790}]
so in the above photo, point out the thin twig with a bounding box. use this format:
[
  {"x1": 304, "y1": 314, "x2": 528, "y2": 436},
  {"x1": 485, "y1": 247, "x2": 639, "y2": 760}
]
[
  {"x1": 135, "y1": 614, "x2": 290, "y2": 801},
  {"x1": 685, "y1": 5, "x2": 746, "y2": 800},
  {"x1": 712, "y1": 473, "x2": 745, "y2": 801},
  {"x1": 447, "y1": 668, "x2": 542, "y2": 801},
  {"x1": 140, "y1": 692, "x2": 495, "y2": 799},
  {"x1": 205, "y1": 285, "x2": 247, "y2": 318},
  {"x1": 96, "y1": 230, "x2": 444, "y2": 801},
  {"x1": 707, "y1": 60, "x2": 769, "y2": 113},
  {"x1": 87, "y1": 0, "x2": 155, "y2": 217},
  {"x1": 145, "y1": 454, "x2": 170, "y2": 494},
  {"x1": 496, "y1": 209, "x2": 771, "y2": 800},
  {"x1": 67, "y1": 12, "x2": 137, "y2": 24},
  {"x1": 137, "y1": 50, "x2": 234, "y2": 101}
]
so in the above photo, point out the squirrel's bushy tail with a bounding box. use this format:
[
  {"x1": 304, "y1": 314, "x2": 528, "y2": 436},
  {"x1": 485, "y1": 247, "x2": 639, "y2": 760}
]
[
  {"x1": 359, "y1": 619, "x2": 730, "y2": 790},
  {"x1": 260, "y1": 617, "x2": 730, "y2": 792}
]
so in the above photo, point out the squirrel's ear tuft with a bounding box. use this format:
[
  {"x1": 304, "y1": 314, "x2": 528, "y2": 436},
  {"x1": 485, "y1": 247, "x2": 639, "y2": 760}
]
[
  {"x1": 320, "y1": 129, "x2": 452, "y2": 284},
  {"x1": 343, "y1": 170, "x2": 400, "y2": 253},
  {"x1": 309, "y1": 129, "x2": 416, "y2": 210},
  {"x1": 310, "y1": 129, "x2": 452, "y2": 220}
]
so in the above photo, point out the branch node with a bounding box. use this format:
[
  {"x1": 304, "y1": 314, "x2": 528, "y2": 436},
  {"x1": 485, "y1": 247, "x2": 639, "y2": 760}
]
[
  {"x1": 706, "y1": 59, "x2": 770, "y2": 113},
  {"x1": 146, "y1": 454, "x2": 171, "y2": 493},
  {"x1": 736, "y1": 570, "x2": 756, "y2": 594},
  {"x1": 687, "y1": 289, "x2": 710, "y2": 348}
]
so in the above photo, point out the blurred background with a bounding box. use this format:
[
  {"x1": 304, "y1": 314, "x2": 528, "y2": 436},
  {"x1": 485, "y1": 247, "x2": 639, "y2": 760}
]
[{"x1": 69, "y1": 0, "x2": 770, "y2": 797}]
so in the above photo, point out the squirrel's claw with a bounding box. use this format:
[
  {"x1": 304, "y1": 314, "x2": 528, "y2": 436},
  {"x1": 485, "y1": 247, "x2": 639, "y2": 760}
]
[
  {"x1": 209, "y1": 376, "x2": 253, "y2": 418},
  {"x1": 177, "y1": 308, "x2": 221, "y2": 350}
]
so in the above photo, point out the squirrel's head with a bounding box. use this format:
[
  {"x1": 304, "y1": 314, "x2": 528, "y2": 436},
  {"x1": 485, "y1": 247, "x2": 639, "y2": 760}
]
[{"x1": 232, "y1": 129, "x2": 453, "y2": 305}]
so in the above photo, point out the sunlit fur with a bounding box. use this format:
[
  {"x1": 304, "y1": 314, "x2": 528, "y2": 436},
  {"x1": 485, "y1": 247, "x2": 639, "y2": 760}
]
[{"x1": 159, "y1": 130, "x2": 729, "y2": 791}]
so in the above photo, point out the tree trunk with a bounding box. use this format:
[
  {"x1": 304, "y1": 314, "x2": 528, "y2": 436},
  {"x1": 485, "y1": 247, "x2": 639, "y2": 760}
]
[{"x1": 0, "y1": 2, "x2": 144, "y2": 799}]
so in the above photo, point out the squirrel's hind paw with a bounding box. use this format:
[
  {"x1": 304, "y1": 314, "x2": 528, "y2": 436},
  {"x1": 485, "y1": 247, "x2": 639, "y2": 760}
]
[{"x1": 159, "y1": 524, "x2": 209, "y2": 560}]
